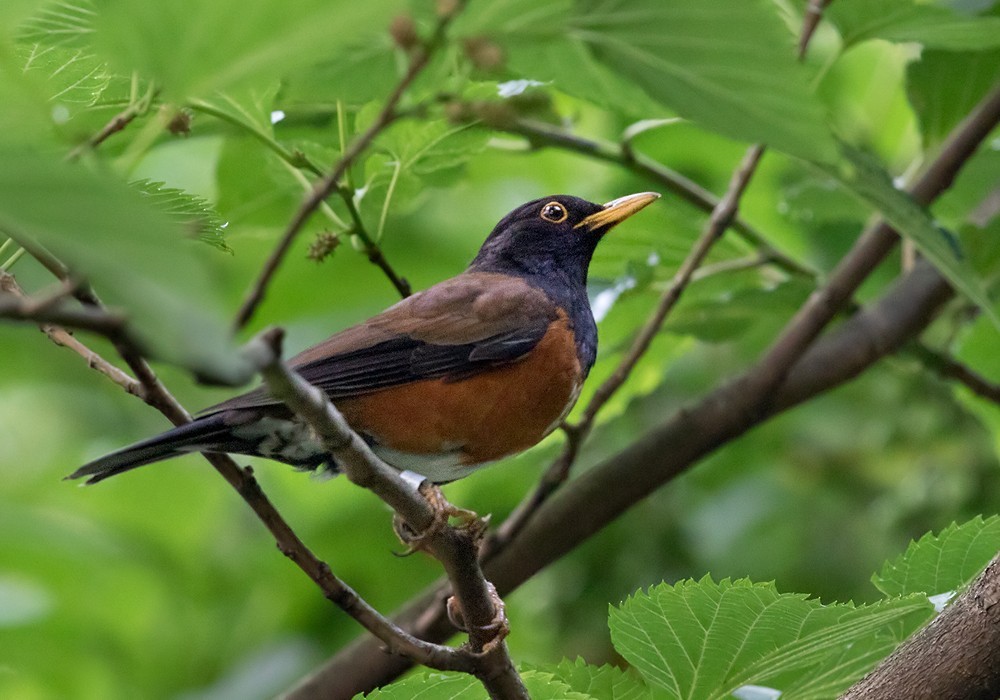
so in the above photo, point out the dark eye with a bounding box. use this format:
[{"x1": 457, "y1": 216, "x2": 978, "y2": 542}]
[{"x1": 540, "y1": 202, "x2": 568, "y2": 223}]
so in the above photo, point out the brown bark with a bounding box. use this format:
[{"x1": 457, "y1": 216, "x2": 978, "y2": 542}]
[{"x1": 841, "y1": 552, "x2": 1000, "y2": 700}]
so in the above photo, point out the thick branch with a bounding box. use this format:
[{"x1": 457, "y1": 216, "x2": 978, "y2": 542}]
[
  {"x1": 288, "y1": 82, "x2": 1000, "y2": 700},
  {"x1": 840, "y1": 551, "x2": 1000, "y2": 700}
]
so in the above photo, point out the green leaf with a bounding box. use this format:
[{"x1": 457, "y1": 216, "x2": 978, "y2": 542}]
[
  {"x1": 91, "y1": 0, "x2": 395, "y2": 100},
  {"x1": 462, "y1": 0, "x2": 837, "y2": 160},
  {"x1": 357, "y1": 672, "x2": 481, "y2": 699},
  {"x1": 906, "y1": 48, "x2": 1000, "y2": 148},
  {"x1": 568, "y1": 0, "x2": 838, "y2": 162},
  {"x1": 827, "y1": 145, "x2": 1000, "y2": 330},
  {"x1": 873, "y1": 516, "x2": 1000, "y2": 599},
  {"x1": 17, "y1": 0, "x2": 95, "y2": 49},
  {"x1": 609, "y1": 577, "x2": 932, "y2": 699},
  {"x1": 18, "y1": 43, "x2": 111, "y2": 107},
  {"x1": 827, "y1": 0, "x2": 1000, "y2": 50},
  {"x1": 0, "y1": 148, "x2": 246, "y2": 382},
  {"x1": 358, "y1": 116, "x2": 488, "y2": 233},
  {"x1": 283, "y1": 37, "x2": 401, "y2": 107},
  {"x1": 130, "y1": 179, "x2": 231, "y2": 252},
  {"x1": 358, "y1": 670, "x2": 597, "y2": 699},
  {"x1": 548, "y1": 658, "x2": 652, "y2": 699}
]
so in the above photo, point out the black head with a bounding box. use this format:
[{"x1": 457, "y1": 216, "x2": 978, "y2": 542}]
[{"x1": 470, "y1": 192, "x2": 659, "y2": 285}]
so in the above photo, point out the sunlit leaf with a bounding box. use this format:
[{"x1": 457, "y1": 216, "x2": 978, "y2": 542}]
[
  {"x1": 130, "y1": 179, "x2": 231, "y2": 252},
  {"x1": 548, "y1": 658, "x2": 652, "y2": 699},
  {"x1": 873, "y1": 516, "x2": 1000, "y2": 598},
  {"x1": 577, "y1": 0, "x2": 839, "y2": 160},
  {"x1": 610, "y1": 577, "x2": 932, "y2": 700}
]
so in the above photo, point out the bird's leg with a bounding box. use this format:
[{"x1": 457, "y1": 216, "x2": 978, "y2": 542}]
[
  {"x1": 447, "y1": 581, "x2": 510, "y2": 653},
  {"x1": 392, "y1": 482, "x2": 489, "y2": 555}
]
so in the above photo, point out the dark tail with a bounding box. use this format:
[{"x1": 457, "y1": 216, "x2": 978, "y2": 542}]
[{"x1": 67, "y1": 414, "x2": 233, "y2": 485}]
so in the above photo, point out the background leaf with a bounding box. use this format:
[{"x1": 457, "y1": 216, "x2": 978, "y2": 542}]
[
  {"x1": 0, "y1": 150, "x2": 243, "y2": 381},
  {"x1": 92, "y1": 0, "x2": 395, "y2": 99},
  {"x1": 873, "y1": 515, "x2": 1000, "y2": 598},
  {"x1": 827, "y1": 0, "x2": 1000, "y2": 50}
]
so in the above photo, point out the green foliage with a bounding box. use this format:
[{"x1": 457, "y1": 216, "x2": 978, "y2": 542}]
[
  {"x1": 0, "y1": 149, "x2": 245, "y2": 381},
  {"x1": 827, "y1": 0, "x2": 1000, "y2": 50},
  {"x1": 608, "y1": 577, "x2": 930, "y2": 700},
  {"x1": 3, "y1": 0, "x2": 1000, "y2": 697},
  {"x1": 874, "y1": 515, "x2": 1000, "y2": 598}
]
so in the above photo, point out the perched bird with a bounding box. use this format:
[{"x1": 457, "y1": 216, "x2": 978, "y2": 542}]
[{"x1": 69, "y1": 192, "x2": 659, "y2": 485}]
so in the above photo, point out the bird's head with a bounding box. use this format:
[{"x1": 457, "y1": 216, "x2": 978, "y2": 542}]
[{"x1": 470, "y1": 192, "x2": 659, "y2": 283}]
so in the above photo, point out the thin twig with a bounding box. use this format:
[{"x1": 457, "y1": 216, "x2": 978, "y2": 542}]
[
  {"x1": 231, "y1": 8, "x2": 460, "y2": 330},
  {"x1": 486, "y1": 144, "x2": 766, "y2": 553},
  {"x1": 798, "y1": 0, "x2": 832, "y2": 59},
  {"x1": 188, "y1": 100, "x2": 411, "y2": 299},
  {"x1": 910, "y1": 343, "x2": 1000, "y2": 404},
  {"x1": 501, "y1": 118, "x2": 817, "y2": 281},
  {"x1": 0, "y1": 273, "x2": 145, "y2": 399},
  {"x1": 66, "y1": 84, "x2": 158, "y2": 160}
]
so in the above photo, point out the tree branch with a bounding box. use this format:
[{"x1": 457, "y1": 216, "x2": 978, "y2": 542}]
[
  {"x1": 231, "y1": 5, "x2": 460, "y2": 330},
  {"x1": 286, "y1": 82, "x2": 1000, "y2": 700},
  {"x1": 187, "y1": 100, "x2": 411, "y2": 299},
  {"x1": 910, "y1": 344, "x2": 1000, "y2": 405},
  {"x1": 840, "y1": 550, "x2": 1000, "y2": 700},
  {"x1": 255, "y1": 327, "x2": 527, "y2": 699}
]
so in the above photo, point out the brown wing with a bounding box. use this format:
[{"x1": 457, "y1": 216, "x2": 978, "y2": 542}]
[{"x1": 204, "y1": 272, "x2": 559, "y2": 414}]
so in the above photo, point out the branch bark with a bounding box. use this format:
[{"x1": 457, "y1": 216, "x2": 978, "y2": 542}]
[
  {"x1": 288, "y1": 78, "x2": 1000, "y2": 700},
  {"x1": 840, "y1": 551, "x2": 1000, "y2": 700}
]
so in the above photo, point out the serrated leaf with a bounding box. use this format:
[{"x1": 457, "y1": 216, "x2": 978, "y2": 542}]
[
  {"x1": 609, "y1": 577, "x2": 932, "y2": 700},
  {"x1": 91, "y1": 0, "x2": 395, "y2": 100},
  {"x1": 130, "y1": 179, "x2": 231, "y2": 252},
  {"x1": 0, "y1": 148, "x2": 247, "y2": 383},
  {"x1": 873, "y1": 515, "x2": 1000, "y2": 599},
  {"x1": 549, "y1": 658, "x2": 652, "y2": 699},
  {"x1": 827, "y1": 0, "x2": 1000, "y2": 50},
  {"x1": 17, "y1": 0, "x2": 95, "y2": 49},
  {"x1": 357, "y1": 672, "x2": 480, "y2": 699},
  {"x1": 357, "y1": 670, "x2": 597, "y2": 700},
  {"x1": 464, "y1": 0, "x2": 837, "y2": 161},
  {"x1": 826, "y1": 145, "x2": 1000, "y2": 331},
  {"x1": 18, "y1": 43, "x2": 111, "y2": 106}
]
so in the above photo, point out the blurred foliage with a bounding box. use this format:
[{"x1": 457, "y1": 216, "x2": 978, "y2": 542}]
[
  {"x1": 384, "y1": 515, "x2": 1000, "y2": 699},
  {"x1": 1, "y1": 0, "x2": 999, "y2": 698}
]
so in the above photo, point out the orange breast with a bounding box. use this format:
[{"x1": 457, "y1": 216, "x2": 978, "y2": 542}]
[{"x1": 336, "y1": 317, "x2": 582, "y2": 467}]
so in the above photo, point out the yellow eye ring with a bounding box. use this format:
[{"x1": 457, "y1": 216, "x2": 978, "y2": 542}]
[{"x1": 540, "y1": 201, "x2": 568, "y2": 224}]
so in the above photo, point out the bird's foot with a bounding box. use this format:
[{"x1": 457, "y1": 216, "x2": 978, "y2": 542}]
[
  {"x1": 393, "y1": 483, "x2": 488, "y2": 555},
  {"x1": 447, "y1": 582, "x2": 510, "y2": 654}
]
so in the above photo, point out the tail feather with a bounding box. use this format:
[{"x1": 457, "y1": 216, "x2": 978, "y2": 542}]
[{"x1": 68, "y1": 415, "x2": 233, "y2": 485}]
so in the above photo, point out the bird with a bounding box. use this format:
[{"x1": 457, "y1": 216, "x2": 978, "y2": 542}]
[{"x1": 69, "y1": 192, "x2": 659, "y2": 486}]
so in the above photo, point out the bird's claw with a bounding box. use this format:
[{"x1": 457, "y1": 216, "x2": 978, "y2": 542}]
[
  {"x1": 392, "y1": 483, "x2": 488, "y2": 555},
  {"x1": 447, "y1": 582, "x2": 510, "y2": 654}
]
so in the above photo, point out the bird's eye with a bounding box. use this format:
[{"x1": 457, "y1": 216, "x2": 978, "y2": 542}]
[{"x1": 540, "y1": 202, "x2": 568, "y2": 223}]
